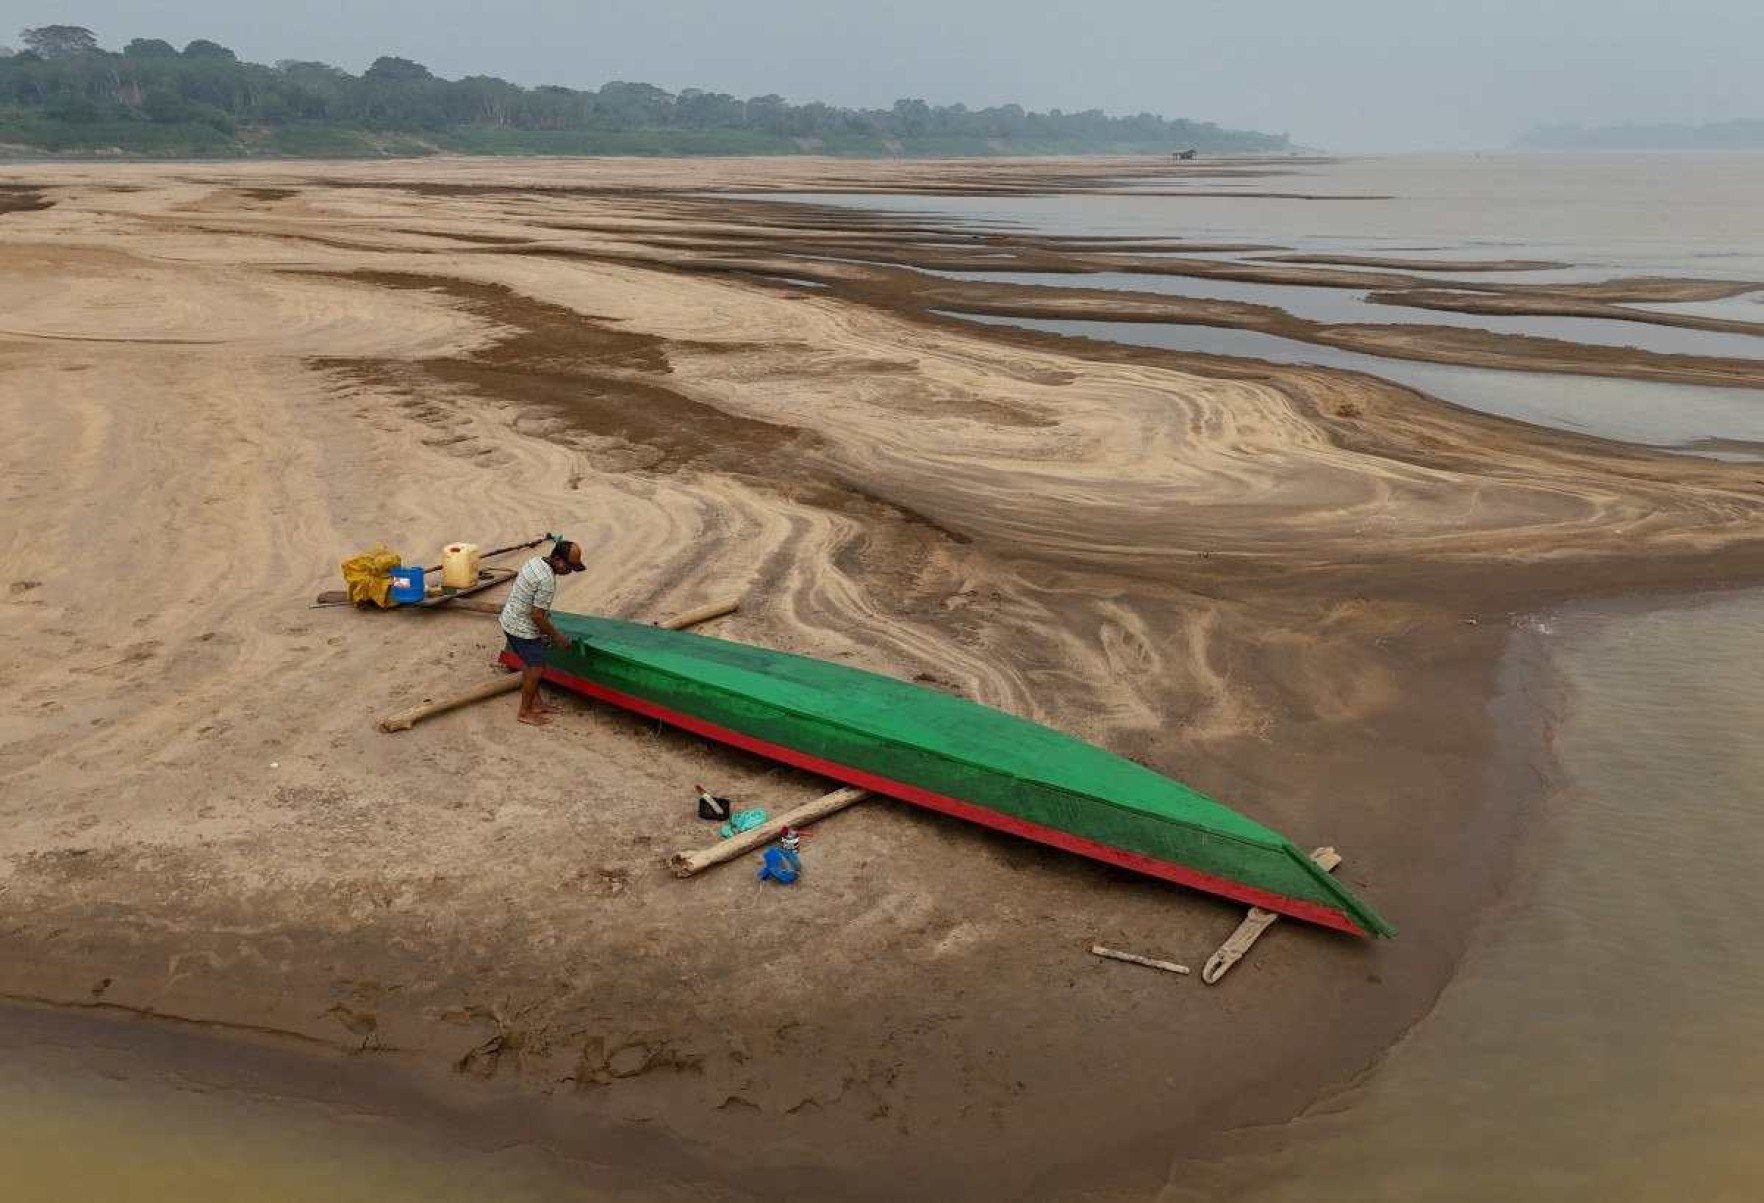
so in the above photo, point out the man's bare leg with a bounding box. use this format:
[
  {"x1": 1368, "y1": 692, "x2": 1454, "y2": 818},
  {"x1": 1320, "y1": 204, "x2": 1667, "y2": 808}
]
[{"x1": 517, "y1": 666, "x2": 550, "y2": 726}]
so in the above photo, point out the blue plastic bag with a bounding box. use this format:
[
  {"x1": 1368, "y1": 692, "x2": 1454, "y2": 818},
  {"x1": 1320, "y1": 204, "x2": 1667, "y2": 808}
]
[{"x1": 757, "y1": 846, "x2": 801, "y2": 885}]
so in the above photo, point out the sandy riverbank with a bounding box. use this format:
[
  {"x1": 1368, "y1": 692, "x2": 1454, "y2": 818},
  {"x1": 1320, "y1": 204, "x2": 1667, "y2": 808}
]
[{"x1": 4, "y1": 157, "x2": 1764, "y2": 1200}]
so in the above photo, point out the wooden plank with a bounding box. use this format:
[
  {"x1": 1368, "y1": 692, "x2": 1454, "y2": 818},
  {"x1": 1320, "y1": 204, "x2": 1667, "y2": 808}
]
[
  {"x1": 423, "y1": 599, "x2": 503, "y2": 615},
  {"x1": 1201, "y1": 846, "x2": 1341, "y2": 985},
  {"x1": 412, "y1": 567, "x2": 516, "y2": 607},
  {"x1": 1090, "y1": 945, "x2": 1191, "y2": 975},
  {"x1": 378, "y1": 674, "x2": 520, "y2": 732},
  {"x1": 668, "y1": 787, "x2": 868, "y2": 877}
]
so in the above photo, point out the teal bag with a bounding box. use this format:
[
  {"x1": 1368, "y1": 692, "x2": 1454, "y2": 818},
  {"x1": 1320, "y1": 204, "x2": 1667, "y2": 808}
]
[{"x1": 718, "y1": 808, "x2": 769, "y2": 839}]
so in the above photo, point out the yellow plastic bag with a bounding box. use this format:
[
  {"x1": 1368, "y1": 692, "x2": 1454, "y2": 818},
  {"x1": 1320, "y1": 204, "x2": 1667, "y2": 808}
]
[{"x1": 341, "y1": 546, "x2": 402, "y2": 609}]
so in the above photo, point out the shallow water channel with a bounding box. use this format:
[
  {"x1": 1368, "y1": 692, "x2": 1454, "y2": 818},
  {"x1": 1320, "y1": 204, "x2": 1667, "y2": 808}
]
[
  {"x1": 934, "y1": 270, "x2": 1764, "y2": 360},
  {"x1": 947, "y1": 311, "x2": 1764, "y2": 457}
]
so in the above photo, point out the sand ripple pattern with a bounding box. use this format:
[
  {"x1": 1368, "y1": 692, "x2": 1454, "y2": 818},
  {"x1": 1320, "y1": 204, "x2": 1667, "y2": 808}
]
[{"x1": 5, "y1": 164, "x2": 1764, "y2": 1199}]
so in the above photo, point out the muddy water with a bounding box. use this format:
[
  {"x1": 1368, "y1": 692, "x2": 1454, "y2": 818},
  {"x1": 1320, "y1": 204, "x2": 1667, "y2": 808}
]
[
  {"x1": 0, "y1": 1077, "x2": 565, "y2": 1203},
  {"x1": 1156, "y1": 589, "x2": 1764, "y2": 1203},
  {"x1": 935, "y1": 269, "x2": 1764, "y2": 359},
  {"x1": 0, "y1": 1008, "x2": 705, "y2": 1203},
  {"x1": 795, "y1": 155, "x2": 1764, "y2": 458},
  {"x1": 1633, "y1": 291, "x2": 1764, "y2": 324},
  {"x1": 761, "y1": 153, "x2": 1764, "y2": 280}
]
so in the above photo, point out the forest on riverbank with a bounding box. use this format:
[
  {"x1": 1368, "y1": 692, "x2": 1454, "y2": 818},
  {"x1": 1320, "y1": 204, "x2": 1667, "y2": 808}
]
[{"x1": 0, "y1": 24, "x2": 1290, "y2": 158}]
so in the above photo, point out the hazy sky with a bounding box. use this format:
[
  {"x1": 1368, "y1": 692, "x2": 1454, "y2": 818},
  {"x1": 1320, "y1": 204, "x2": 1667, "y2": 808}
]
[{"x1": 17, "y1": 1, "x2": 1764, "y2": 149}]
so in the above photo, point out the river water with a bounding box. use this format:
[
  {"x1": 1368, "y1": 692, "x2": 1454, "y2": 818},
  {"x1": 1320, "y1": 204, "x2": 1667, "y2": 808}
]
[
  {"x1": 773, "y1": 155, "x2": 1764, "y2": 457},
  {"x1": 767, "y1": 152, "x2": 1764, "y2": 280},
  {"x1": 0, "y1": 1006, "x2": 709, "y2": 1203},
  {"x1": 930, "y1": 269, "x2": 1764, "y2": 360}
]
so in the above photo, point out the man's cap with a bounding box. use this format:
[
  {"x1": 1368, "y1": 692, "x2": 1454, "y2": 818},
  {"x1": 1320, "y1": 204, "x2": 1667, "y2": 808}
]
[{"x1": 549, "y1": 539, "x2": 585, "y2": 573}]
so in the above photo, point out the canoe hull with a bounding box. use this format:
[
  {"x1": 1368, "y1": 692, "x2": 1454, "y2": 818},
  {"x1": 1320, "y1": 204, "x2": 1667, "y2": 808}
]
[
  {"x1": 501, "y1": 614, "x2": 1393, "y2": 938},
  {"x1": 512, "y1": 654, "x2": 1373, "y2": 935}
]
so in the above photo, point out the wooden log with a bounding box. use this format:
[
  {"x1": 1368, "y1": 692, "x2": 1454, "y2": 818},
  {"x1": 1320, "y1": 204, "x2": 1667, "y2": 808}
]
[
  {"x1": 376, "y1": 597, "x2": 742, "y2": 733},
  {"x1": 1201, "y1": 846, "x2": 1342, "y2": 985},
  {"x1": 378, "y1": 673, "x2": 521, "y2": 732},
  {"x1": 668, "y1": 787, "x2": 868, "y2": 878},
  {"x1": 656, "y1": 596, "x2": 740, "y2": 631},
  {"x1": 1090, "y1": 945, "x2": 1191, "y2": 975}
]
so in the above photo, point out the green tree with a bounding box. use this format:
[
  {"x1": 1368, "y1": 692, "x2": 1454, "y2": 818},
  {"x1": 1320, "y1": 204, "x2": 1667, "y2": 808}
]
[
  {"x1": 141, "y1": 86, "x2": 194, "y2": 123},
  {"x1": 364, "y1": 55, "x2": 431, "y2": 82},
  {"x1": 124, "y1": 38, "x2": 179, "y2": 57},
  {"x1": 182, "y1": 39, "x2": 237, "y2": 61},
  {"x1": 891, "y1": 98, "x2": 931, "y2": 137},
  {"x1": 21, "y1": 24, "x2": 98, "y2": 57}
]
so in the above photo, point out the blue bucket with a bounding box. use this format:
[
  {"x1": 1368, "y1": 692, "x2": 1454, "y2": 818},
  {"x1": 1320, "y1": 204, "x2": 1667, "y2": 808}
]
[{"x1": 389, "y1": 565, "x2": 426, "y2": 605}]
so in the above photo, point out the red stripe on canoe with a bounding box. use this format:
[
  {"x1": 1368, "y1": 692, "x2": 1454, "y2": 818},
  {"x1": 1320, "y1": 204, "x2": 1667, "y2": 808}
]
[{"x1": 510, "y1": 654, "x2": 1367, "y2": 936}]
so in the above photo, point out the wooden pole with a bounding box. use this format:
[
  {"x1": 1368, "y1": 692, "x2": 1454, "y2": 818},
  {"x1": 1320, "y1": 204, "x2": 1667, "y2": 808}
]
[
  {"x1": 376, "y1": 597, "x2": 742, "y2": 733},
  {"x1": 1201, "y1": 846, "x2": 1342, "y2": 985},
  {"x1": 1090, "y1": 945, "x2": 1191, "y2": 975},
  {"x1": 656, "y1": 596, "x2": 740, "y2": 631},
  {"x1": 427, "y1": 599, "x2": 504, "y2": 615},
  {"x1": 668, "y1": 787, "x2": 868, "y2": 878},
  {"x1": 421, "y1": 534, "x2": 549, "y2": 576},
  {"x1": 378, "y1": 674, "x2": 521, "y2": 732}
]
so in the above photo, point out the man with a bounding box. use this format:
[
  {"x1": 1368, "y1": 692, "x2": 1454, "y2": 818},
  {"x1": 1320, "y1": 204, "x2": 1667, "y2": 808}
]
[{"x1": 499, "y1": 538, "x2": 584, "y2": 727}]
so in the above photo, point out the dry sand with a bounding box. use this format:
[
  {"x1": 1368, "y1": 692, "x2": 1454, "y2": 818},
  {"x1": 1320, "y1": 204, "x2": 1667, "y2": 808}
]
[{"x1": 3, "y1": 157, "x2": 1764, "y2": 1201}]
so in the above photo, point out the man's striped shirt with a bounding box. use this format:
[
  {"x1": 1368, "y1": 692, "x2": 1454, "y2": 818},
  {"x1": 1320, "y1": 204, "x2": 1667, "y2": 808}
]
[{"x1": 499, "y1": 557, "x2": 557, "y2": 639}]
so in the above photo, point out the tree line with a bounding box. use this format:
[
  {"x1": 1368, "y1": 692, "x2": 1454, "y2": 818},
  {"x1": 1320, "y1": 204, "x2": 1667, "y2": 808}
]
[{"x1": 0, "y1": 24, "x2": 1290, "y2": 157}]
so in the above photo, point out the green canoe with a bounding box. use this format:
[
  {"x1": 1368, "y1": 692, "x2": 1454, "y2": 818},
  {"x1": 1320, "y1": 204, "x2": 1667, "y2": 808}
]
[{"x1": 510, "y1": 613, "x2": 1393, "y2": 938}]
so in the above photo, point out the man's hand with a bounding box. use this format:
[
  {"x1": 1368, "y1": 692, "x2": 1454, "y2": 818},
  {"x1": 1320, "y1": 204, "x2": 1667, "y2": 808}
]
[{"x1": 534, "y1": 609, "x2": 571, "y2": 651}]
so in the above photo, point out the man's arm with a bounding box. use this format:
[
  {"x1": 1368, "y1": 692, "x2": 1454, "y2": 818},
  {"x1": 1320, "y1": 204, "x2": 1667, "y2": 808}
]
[{"x1": 531, "y1": 607, "x2": 572, "y2": 650}]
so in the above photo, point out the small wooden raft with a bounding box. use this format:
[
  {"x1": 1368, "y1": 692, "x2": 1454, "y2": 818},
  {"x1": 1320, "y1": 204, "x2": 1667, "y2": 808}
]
[
  {"x1": 668, "y1": 786, "x2": 869, "y2": 877},
  {"x1": 314, "y1": 567, "x2": 516, "y2": 609},
  {"x1": 1202, "y1": 846, "x2": 1341, "y2": 985}
]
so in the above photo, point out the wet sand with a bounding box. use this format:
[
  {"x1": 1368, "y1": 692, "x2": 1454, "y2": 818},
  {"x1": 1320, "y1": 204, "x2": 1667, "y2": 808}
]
[{"x1": 4, "y1": 157, "x2": 1764, "y2": 1200}]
